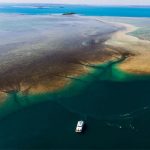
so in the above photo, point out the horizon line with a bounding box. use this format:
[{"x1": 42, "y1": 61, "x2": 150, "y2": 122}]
[{"x1": 0, "y1": 2, "x2": 150, "y2": 6}]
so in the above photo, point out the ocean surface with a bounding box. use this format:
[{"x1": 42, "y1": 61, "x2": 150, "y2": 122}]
[
  {"x1": 0, "y1": 3, "x2": 150, "y2": 17},
  {"x1": 0, "y1": 4, "x2": 150, "y2": 149},
  {"x1": 1, "y1": 57, "x2": 150, "y2": 149}
]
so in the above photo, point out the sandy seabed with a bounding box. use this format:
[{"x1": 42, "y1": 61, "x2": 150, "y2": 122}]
[{"x1": 104, "y1": 18, "x2": 150, "y2": 74}]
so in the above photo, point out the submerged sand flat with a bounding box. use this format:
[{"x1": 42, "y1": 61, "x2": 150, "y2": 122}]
[
  {"x1": 100, "y1": 17, "x2": 150, "y2": 74},
  {"x1": 0, "y1": 14, "x2": 120, "y2": 96},
  {"x1": 0, "y1": 14, "x2": 150, "y2": 98}
]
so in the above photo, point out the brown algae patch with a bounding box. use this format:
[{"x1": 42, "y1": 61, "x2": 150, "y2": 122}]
[{"x1": 0, "y1": 15, "x2": 123, "y2": 97}]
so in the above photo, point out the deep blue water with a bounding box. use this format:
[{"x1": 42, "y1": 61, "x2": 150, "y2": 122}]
[{"x1": 0, "y1": 3, "x2": 150, "y2": 17}]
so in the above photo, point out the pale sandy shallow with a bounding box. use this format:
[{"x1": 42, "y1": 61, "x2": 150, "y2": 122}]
[{"x1": 104, "y1": 19, "x2": 150, "y2": 74}]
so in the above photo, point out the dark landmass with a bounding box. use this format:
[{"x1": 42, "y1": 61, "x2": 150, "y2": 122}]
[{"x1": 62, "y1": 12, "x2": 76, "y2": 15}]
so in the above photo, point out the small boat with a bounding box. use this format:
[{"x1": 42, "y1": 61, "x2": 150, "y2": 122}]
[{"x1": 75, "y1": 120, "x2": 85, "y2": 133}]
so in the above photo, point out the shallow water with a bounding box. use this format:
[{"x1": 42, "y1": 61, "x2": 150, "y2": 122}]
[{"x1": 1, "y1": 4, "x2": 150, "y2": 17}]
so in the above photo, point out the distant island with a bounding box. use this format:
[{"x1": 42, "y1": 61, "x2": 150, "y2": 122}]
[{"x1": 62, "y1": 12, "x2": 76, "y2": 15}]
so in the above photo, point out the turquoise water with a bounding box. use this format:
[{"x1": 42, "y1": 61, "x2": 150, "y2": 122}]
[{"x1": 0, "y1": 3, "x2": 150, "y2": 17}]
